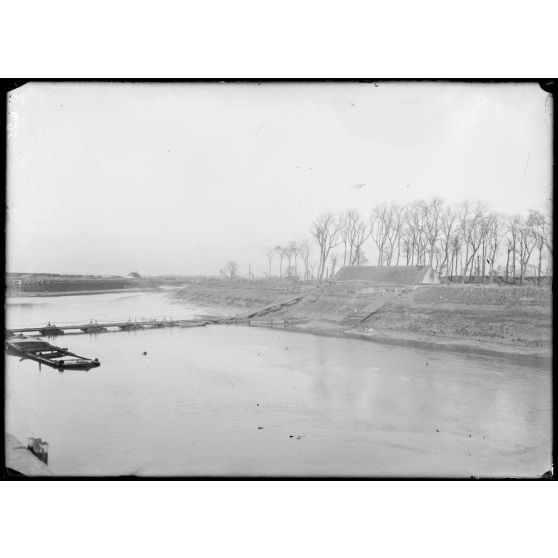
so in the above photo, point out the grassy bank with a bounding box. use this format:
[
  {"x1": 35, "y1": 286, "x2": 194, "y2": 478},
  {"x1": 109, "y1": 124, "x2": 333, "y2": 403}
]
[
  {"x1": 174, "y1": 279, "x2": 552, "y2": 358},
  {"x1": 175, "y1": 278, "x2": 306, "y2": 309},
  {"x1": 358, "y1": 284, "x2": 551, "y2": 354}
]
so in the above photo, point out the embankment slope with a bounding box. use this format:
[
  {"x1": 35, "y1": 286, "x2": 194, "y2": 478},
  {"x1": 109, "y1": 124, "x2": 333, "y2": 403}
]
[
  {"x1": 174, "y1": 280, "x2": 552, "y2": 358},
  {"x1": 357, "y1": 284, "x2": 552, "y2": 357}
]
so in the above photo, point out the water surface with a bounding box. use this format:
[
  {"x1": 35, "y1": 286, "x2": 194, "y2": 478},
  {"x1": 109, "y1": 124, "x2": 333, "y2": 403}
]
[{"x1": 5, "y1": 291, "x2": 552, "y2": 477}]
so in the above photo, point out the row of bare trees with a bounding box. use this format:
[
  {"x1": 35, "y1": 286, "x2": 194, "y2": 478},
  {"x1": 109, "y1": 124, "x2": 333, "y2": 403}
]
[
  {"x1": 305, "y1": 199, "x2": 551, "y2": 284},
  {"x1": 308, "y1": 210, "x2": 372, "y2": 280},
  {"x1": 263, "y1": 210, "x2": 372, "y2": 282},
  {"x1": 264, "y1": 240, "x2": 316, "y2": 281},
  {"x1": 255, "y1": 199, "x2": 551, "y2": 284}
]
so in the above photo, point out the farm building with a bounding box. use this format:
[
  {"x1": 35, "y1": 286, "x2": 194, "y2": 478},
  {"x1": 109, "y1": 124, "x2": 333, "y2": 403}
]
[{"x1": 334, "y1": 265, "x2": 440, "y2": 285}]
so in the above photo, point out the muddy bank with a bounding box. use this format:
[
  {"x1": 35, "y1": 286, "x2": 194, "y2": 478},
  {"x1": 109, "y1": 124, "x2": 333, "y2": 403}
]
[{"x1": 174, "y1": 279, "x2": 552, "y2": 359}]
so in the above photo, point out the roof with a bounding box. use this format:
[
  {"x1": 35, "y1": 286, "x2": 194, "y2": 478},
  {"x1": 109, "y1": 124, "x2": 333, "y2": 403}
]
[{"x1": 334, "y1": 265, "x2": 439, "y2": 284}]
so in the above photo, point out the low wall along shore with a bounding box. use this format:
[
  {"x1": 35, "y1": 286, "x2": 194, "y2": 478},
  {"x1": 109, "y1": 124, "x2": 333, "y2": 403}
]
[{"x1": 174, "y1": 279, "x2": 552, "y2": 359}]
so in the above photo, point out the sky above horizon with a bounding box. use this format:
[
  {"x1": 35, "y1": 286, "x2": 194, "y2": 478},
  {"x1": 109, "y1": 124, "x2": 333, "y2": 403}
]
[{"x1": 6, "y1": 81, "x2": 552, "y2": 276}]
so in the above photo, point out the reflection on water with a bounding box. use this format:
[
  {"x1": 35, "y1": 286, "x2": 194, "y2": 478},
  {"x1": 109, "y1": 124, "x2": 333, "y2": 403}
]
[{"x1": 5, "y1": 291, "x2": 552, "y2": 477}]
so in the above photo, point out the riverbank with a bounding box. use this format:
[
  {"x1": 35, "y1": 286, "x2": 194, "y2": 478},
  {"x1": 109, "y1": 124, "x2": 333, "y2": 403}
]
[{"x1": 174, "y1": 279, "x2": 552, "y2": 359}]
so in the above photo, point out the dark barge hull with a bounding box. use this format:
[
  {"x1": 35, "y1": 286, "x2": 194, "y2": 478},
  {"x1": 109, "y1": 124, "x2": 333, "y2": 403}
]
[
  {"x1": 6, "y1": 338, "x2": 101, "y2": 370},
  {"x1": 39, "y1": 327, "x2": 65, "y2": 336}
]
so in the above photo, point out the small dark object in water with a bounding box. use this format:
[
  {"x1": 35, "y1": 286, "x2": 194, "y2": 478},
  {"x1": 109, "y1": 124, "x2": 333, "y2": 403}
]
[
  {"x1": 257, "y1": 426, "x2": 264, "y2": 430},
  {"x1": 143, "y1": 351, "x2": 147, "y2": 355},
  {"x1": 468, "y1": 434, "x2": 472, "y2": 438},
  {"x1": 435, "y1": 429, "x2": 439, "y2": 432},
  {"x1": 426, "y1": 362, "x2": 429, "y2": 366},
  {"x1": 289, "y1": 435, "x2": 294, "y2": 438},
  {"x1": 256, "y1": 403, "x2": 259, "y2": 406},
  {"x1": 285, "y1": 347, "x2": 289, "y2": 350}
]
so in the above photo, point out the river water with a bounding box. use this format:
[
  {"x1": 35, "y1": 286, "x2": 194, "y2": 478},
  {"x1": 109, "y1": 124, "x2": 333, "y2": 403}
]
[{"x1": 5, "y1": 290, "x2": 552, "y2": 477}]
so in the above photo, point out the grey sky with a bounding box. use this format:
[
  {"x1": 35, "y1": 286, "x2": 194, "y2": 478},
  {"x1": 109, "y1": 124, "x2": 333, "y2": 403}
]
[{"x1": 7, "y1": 81, "x2": 552, "y2": 276}]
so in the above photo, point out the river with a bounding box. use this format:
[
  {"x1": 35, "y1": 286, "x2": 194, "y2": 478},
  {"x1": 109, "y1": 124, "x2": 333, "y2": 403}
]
[{"x1": 5, "y1": 289, "x2": 552, "y2": 477}]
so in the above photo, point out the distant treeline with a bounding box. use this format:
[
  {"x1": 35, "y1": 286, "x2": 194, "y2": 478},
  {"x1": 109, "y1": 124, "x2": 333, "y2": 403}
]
[{"x1": 245, "y1": 198, "x2": 552, "y2": 285}]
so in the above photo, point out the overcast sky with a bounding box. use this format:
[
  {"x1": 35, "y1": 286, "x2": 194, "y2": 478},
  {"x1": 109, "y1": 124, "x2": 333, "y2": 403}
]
[{"x1": 7, "y1": 81, "x2": 552, "y2": 276}]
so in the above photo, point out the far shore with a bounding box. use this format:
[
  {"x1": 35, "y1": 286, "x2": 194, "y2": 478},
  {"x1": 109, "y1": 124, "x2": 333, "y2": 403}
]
[
  {"x1": 6, "y1": 287, "x2": 166, "y2": 299},
  {"x1": 172, "y1": 278, "x2": 552, "y2": 362},
  {"x1": 6, "y1": 280, "x2": 551, "y2": 362}
]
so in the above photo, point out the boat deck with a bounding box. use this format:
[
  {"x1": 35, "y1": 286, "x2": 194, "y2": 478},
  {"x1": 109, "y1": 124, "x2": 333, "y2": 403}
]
[{"x1": 6, "y1": 337, "x2": 101, "y2": 370}]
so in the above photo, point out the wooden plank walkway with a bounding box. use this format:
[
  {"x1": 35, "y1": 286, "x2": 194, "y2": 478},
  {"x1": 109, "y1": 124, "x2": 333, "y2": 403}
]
[
  {"x1": 199, "y1": 294, "x2": 307, "y2": 323},
  {"x1": 6, "y1": 294, "x2": 307, "y2": 336},
  {"x1": 234, "y1": 294, "x2": 306, "y2": 319},
  {"x1": 340, "y1": 297, "x2": 391, "y2": 329},
  {"x1": 6, "y1": 318, "x2": 208, "y2": 336}
]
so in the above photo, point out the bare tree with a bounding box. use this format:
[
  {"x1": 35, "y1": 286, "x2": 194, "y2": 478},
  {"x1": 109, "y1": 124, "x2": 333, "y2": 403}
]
[
  {"x1": 285, "y1": 241, "x2": 299, "y2": 279},
  {"x1": 384, "y1": 203, "x2": 406, "y2": 266},
  {"x1": 280, "y1": 246, "x2": 291, "y2": 278},
  {"x1": 455, "y1": 201, "x2": 469, "y2": 279},
  {"x1": 220, "y1": 260, "x2": 238, "y2": 280},
  {"x1": 370, "y1": 204, "x2": 393, "y2": 266},
  {"x1": 528, "y1": 209, "x2": 550, "y2": 285},
  {"x1": 273, "y1": 245, "x2": 284, "y2": 278},
  {"x1": 401, "y1": 208, "x2": 414, "y2": 266},
  {"x1": 504, "y1": 242, "x2": 512, "y2": 284},
  {"x1": 293, "y1": 243, "x2": 300, "y2": 278},
  {"x1": 517, "y1": 214, "x2": 537, "y2": 285},
  {"x1": 458, "y1": 201, "x2": 487, "y2": 282},
  {"x1": 340, "y1": 210, "x2": 351, "y2": 267},
  {"x1": 308, "y1": 260, "x2": 317, "y2": 280},
  {"x1": 264, "y1": 248, "x2": 273, "y2": 278},
  {"x1": 298, "y1": 239, "x2": 312, "y2": 280},
  {"x1": 543, "y1": 202, "x2": 552, "y2": 281},
  {"x1": 406, "y1": 200, "x2": 428, "y2": 265},
  {"x1": 339, "y1": 209, "x2": 370, "y2": 266},
  {"x1": 329, "y1": 252, "x2": 339, "y2": 279},
  {"x1": 302, "y1": 198, "x2": 547, "y2": 286},
  {"x1": 450, "y1": 230, "x2": 463, "y2": 277},
  {"x1": 544, "y1": 203, "x2": 552, "y2": 261},
  {"x1": 485, "y1": 212, "x2": 506, "y2": 283},
  {"x1": 477, "y1": 210, "x2": 493, "y2": 283},
  {"x1": 423, "y1": 198, "x2": 444, "y2": 269},
  {"x1": 310, "y1": 213, "x2": 343, "y2": 281},
  {"x1": 439, "y1": 205, "x2": 458, "y2": 281},
  {"x1": 505, "y1": 216, "x2": 521, "y2": 283}
]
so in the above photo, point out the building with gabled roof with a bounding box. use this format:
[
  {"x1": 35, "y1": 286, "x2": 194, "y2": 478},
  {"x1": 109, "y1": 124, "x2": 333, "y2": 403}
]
[{"x1": 334, "y1": 265, "x2": 439, "y2": 285}]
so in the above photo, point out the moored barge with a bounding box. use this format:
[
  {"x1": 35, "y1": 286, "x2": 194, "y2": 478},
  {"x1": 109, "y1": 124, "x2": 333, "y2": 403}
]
[{"x1": 6, "y1": 337, "x2": 101, "y2": 370}]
